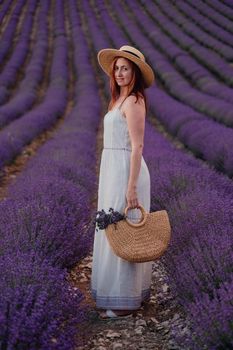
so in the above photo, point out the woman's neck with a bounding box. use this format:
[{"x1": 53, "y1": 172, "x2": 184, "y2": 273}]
[{"x1": 119, "y1": 87, "x2": 129, "y2": 97}]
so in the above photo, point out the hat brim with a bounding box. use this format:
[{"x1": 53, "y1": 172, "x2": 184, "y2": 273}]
[{"x1": 97, "y1": 48, "x2": 155, "y2": 88}]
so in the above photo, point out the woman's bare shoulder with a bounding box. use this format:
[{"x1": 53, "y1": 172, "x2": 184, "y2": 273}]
[{"x1": 122, "y1": 94, "x2": 145, "y2": 117}]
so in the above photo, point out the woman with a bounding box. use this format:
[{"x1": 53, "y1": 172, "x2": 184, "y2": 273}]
[{"x1": 91, "y1": 45, "x2": 155, "y2": 319}]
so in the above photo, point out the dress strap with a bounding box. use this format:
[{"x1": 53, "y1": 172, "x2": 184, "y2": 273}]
[
  {"x1": 118, "y1": 96, "x2": 128, "y2": 111},
  {"x1": 118, "y1": 93, "x2": 139, "y2": 111}
]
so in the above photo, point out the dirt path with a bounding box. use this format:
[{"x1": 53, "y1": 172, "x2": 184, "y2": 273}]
[{"x1": 69, "y1": 254, "x2": 190, "y2": 350}]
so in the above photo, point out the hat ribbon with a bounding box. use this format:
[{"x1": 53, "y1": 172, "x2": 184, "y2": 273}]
[{"x1": 121, "y1": 49, "x2": 141, "y2": 59}]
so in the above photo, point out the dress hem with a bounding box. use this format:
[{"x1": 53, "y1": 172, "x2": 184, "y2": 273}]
[{"x1": 91, "y1": 288, "x2": 151, "y2": 310}]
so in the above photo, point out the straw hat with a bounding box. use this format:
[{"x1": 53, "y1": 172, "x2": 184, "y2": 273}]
[{"x1": 97, "y1": 45, "x2": 155, "y2": 88}]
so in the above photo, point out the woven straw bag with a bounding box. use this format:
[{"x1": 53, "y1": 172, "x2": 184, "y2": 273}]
[{"x1": 105, "y1": 205, "x2": 171, "y2": 263}]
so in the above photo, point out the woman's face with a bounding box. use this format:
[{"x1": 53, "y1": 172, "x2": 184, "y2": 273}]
[{"x1": 114, "y1": 57, "x2": 133, "y2": 87}]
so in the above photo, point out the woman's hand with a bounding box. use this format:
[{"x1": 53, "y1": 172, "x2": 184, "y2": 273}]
[{"x1": 126, "y1": 186, "x2": 139, "y2": 209}]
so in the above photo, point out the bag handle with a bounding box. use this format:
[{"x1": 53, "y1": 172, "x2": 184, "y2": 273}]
[{"x1": 124, "y1": 205, "x2": 147, "y2": 227}]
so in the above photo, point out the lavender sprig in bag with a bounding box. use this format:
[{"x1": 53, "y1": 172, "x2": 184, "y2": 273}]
[{"x1": 94, "y1": 208, "x2": 126, "y2": 232}]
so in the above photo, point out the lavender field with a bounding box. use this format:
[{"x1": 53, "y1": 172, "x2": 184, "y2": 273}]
[{"x1": 0, "y1": 0, "x2": 232, "y2": 349}]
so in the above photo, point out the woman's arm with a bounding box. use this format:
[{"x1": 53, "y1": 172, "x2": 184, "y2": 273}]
[{"x1": 124, "y1": 96, "x2": 145, "y2": 208}]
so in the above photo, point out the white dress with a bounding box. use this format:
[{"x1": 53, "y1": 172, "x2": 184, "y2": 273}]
[{"x1": 91, "y1": 99, "x2": 153, "y2": 310}]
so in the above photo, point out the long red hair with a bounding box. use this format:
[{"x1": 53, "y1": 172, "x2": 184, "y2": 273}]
[{"x1": 108, "y1": 57, "x2": 148, "y2": 115}]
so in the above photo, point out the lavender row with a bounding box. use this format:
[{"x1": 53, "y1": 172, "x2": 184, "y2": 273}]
[
  {"x1": 144, "y1": 120, "x2": 233, "y2": 350},
  {"x1": 147, "y1": 85, "x2": 233, "y2": 177},
  {"x1": 172, "y1": 0, "x2": 233, "y2": 48},
  {"x1": 158, "y1": 0, "x2": 233, "y2": 85},
  {"x1": 0, "y1": 248, "x2": 86, "y2": 350},
  {"x1": 141, "y1": 0, "x2": 233, "y2": 93},
  {"x1": 3, "y1": 0, "x2": 97, "y2": 271},
  {"x1": 83, "y1": 2, "x2": 233, "y2": 347},
  {"x1": 0, "y1": 0, "x2": 13, "y2": 23},
  {"x1": 0, "y1": 0, "x2": 38, "y2": 105},
  {"x1": 185, "y1": 0, "x2": 233, "y2": 35},
  {"x1": 100, "y1": 0, "x2": 233, "y2": 175},
  {"x1": 132, "y1": 1, "x2": 233, "y2": 110},
  {"x1": 0, "y1": 0, "x2": 68, "y2": 170},
  {"x1": 0, "y1": 1, "x2": 49, "y2": 124},
  {"x1": 221, "y1": 0, "x2": 233, "y2": 8},
  {"x1": 203, "y1": 0, "x2": 233, "y2": 21},
  {"x1": 0, "y1": 0, "x2": 26, "y2": 65},
  {"x1": 153, "y1": 0, "x2": 233, "y2": 64},
  {"x1": 0, "y1": 0, "x2": 100, "y2": 347}
]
